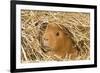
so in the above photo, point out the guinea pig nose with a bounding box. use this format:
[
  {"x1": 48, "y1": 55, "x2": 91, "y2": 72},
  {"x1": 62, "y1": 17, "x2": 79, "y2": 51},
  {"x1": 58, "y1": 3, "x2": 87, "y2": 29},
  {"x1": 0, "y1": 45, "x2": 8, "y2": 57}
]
[{"x1": 44, "y1": 38, "x2": 48, "y2": 41}]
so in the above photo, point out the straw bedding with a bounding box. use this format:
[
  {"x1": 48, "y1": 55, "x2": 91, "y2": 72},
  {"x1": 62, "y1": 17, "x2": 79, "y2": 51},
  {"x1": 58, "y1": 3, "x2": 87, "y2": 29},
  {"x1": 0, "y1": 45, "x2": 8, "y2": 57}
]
[{"x1": 21, "y1": 10, "x2": 90, "y2": 63}]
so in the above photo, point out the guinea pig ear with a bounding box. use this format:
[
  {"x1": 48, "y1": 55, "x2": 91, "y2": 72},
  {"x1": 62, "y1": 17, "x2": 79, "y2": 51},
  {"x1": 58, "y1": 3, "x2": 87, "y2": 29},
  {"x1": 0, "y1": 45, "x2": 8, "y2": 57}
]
[
  {"x1": 34, "y1": 21, "x2": 42, "y2": 26},
  {"x1": 41, "y1": 22, "x2": 48, "y2": 29},
  {"x1": 34, "y1": 21, "x2": 48, "y2": 29},
  {"x1": 42, "y1": 22, "x2": 48, "y2": 25}
]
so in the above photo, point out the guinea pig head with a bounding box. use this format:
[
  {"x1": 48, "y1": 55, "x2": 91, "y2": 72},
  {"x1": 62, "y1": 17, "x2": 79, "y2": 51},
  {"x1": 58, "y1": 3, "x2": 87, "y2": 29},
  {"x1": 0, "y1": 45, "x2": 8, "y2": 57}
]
[{"x1": 42, "y1": 23, "x2": 73, "y2": 52}]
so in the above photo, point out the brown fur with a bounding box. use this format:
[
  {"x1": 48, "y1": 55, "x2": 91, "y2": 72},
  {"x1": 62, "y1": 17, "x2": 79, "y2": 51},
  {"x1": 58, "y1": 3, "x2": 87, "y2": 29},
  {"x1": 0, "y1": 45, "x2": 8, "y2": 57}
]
[{"x1": 42, "y1": 23, "x2": 78, "y2": 59}]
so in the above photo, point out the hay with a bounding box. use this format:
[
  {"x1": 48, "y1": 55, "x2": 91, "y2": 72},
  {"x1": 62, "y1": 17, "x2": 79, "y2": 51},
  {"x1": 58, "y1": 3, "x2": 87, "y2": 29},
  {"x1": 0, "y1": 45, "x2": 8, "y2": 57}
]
[{"x1": 21, "y1": 10, "x2": 90, "y2": 63}]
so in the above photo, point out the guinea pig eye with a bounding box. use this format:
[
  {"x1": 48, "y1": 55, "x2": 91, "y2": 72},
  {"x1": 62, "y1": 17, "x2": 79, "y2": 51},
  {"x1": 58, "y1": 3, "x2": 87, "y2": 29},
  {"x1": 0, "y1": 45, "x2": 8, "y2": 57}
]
[{"x1": 56, "y1": 32, "x2": 59, "y2": 36}]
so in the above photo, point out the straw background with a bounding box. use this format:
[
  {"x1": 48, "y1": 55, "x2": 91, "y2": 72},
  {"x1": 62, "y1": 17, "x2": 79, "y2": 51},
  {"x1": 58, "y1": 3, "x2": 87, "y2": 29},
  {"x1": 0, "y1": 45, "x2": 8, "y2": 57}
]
[{"x1": 21, "y1": 10, "x2": 90, "y2": 63}]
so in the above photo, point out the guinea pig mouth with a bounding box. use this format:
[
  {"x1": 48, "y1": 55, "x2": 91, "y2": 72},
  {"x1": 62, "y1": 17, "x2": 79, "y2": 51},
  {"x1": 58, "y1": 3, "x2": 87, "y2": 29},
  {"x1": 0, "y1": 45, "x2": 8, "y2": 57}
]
[{"x1": 43, "y1": 45, "x2": 54, "y2": 52}]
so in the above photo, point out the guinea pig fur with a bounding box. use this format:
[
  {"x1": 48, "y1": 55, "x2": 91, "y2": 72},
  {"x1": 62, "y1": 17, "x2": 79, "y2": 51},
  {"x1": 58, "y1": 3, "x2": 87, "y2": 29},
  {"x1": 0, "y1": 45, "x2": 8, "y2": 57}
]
[{"x1": 42, "y1": 23, "x2": 78, "y2": 59}]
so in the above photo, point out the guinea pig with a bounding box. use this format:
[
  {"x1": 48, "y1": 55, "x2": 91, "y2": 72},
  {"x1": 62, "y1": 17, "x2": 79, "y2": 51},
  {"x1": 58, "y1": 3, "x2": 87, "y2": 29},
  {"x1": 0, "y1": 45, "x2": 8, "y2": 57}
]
[{"x1": 42, "y1": 22, "x2": 78, "y2": 59}]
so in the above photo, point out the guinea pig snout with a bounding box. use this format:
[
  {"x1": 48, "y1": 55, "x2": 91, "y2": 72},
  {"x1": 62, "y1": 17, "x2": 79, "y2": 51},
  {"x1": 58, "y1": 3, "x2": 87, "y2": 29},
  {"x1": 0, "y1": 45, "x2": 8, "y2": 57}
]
[{"x1": 43, "y1": 37, "x2": 48, "y2": 41}]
